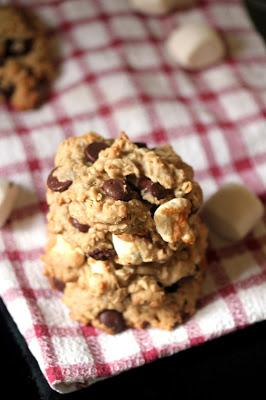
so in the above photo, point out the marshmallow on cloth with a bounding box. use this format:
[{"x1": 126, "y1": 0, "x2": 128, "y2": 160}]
[
  {"x1": 202, "y1": 183, "x2": 264, "y2": 242},
  {"x1": 130, "y1": 0, "x2": 197, "y2": 15},
  {"x1": 0, "y1": 179, "x2": 18, "y2": 227},
  {"x1": 166, "y1": 23, "x2": 226, "y2": 70}
]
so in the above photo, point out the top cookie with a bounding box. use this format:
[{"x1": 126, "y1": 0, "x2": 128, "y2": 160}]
[
  {"x1": 47, "y1": 132, "x2": 203, "y2": 260},
  {"x1": 0, "y1": 6, "x2": 54, "y2": 110}
]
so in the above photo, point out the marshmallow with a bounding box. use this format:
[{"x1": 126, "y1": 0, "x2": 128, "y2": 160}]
[
  {"x1": 166, "y1": 23, "x2": 225, "y2": 70},
  {"x1": 202, "y1": 183, "x2": 264, "y2": 242},
  {"x1": 154, "y1": 198, "x2": 195, "y2": 244},
  {"x1": 0, "y1": 179, "x2": 18, "y2": 227},
  {"x1": 130, "y1": 0, "x2": 197, "y2": 15},
  {"x1": 51, "y1": 235, "x2": 84, "y2": 267},
  {"x1": 112, "y1": 234, "x2": 143, "y2": 265}
]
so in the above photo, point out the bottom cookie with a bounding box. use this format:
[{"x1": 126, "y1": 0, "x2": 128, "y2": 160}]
[{"x1": 62, "y1": 260, "x2": 206, "y2": 333}]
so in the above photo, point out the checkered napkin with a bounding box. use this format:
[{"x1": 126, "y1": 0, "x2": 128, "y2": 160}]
[{"x1": 1, "y1": 0, "x2": 266, "y2": 394}]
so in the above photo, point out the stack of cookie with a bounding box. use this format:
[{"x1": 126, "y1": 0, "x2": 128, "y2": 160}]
[{"x1": 43, "y1": 133, "x2": 207, "y2": 333}]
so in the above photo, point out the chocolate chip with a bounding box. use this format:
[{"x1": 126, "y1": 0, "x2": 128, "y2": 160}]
[
  {"x1": 102, "y1": 179, "x2": 133, "y2": 201},
  {"x1": 164, "y1": 282, "x2": 180, "y2": 293},
  {"x1": 138, "y1": 176, "x2": 152, "y2": 191},
  {"x1": 137, "y1": 176, "x2": 171, "y2": 199},
  {"x1": 47, "y1": 168, "x2": 72, "y2": 192},
  {"x1": 150, "y1": 182, "x2": 171, "y2": 200},
  {"x1": 88, "y1": 248, "x2": 116, "y2": 261},
  {"x1": 149, "y1": 205, "x2": 158, "y2": 217},
  {"x1": 135, "y1": 142, "x2": 148, "y2": 148},
  {"x1": 5, "y1": 38, "x2": 33, "y2": 57},
  {"x1": 69, "y1": 217, "x2": 90, "y2": 233},
  {"x1": 85, "y1": 142, "x2": 109, "y2": 163},
  {"x1": 0, "y1": 56, "x2": 5, "y2": 67},
  {"x1": 0, "y1": 82, "x2": 15, "y2": 99},
  {"x1": 98, "y1": 310, "x2": 126, "y2": 333},
  {"x1": 52, "y1": 278, "x2": 65, "y2": 292}
]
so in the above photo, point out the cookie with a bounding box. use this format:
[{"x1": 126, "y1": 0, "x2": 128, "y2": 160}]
[
  {"x1": 43, "y1": 132, "x2": 207, "y2": 333},
  {"x1": 0, "y1": 6, "x2": 54, "y2": 110}
]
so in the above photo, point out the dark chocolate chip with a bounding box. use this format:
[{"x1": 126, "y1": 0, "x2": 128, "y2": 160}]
[
  {"x1": 137, "y1": 176, "x2": 171, "y2": 199},
  {"x1": 0, "y1": 56, "x2": 5, "y2": 67},
  {"x1": 149, "y1": 205, "x2": 158, "y2": 217},
  {"x1": 47, "y1": 168, "x2": 72, "y2": 192},
  {"x1": 164, "y1": 282, "x2": 180, "y2": 293},
  {"x1": 52, "y1": 278, "x2": 65, "y2": 292},
  {"x1": 138, "y1": 176, "x2": 152, "y2": 191},
  {"x1": 5, "y1": 38, "x2": 33, "y2": 57},
  {"x1": 69, "y1": 217, "x2": 90, "y2": 233},
  {"x1": 102, "y1": 179, "x2": 133, "y2": 201},
  {"x1": 88, "y1": 248, "x2": 116, "y2": 261},
  {"x1": 0, "y1": 82, "x2": 15, "y2": 99},
  {"x1": 135, "y1": 142, "x2": 148, "y2": 148},
  {"x1": 85, "y1": 142, "x2": 109, "y2": 163},
  {"x1": 98, "y1": 310, "x2": 126, "y2": 333},
  {"x1": 150, "y1": 182, "x2": 171, "y2": 200}
]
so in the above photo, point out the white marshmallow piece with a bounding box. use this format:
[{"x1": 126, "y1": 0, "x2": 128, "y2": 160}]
[
  {"x1": 112, "y1": 234, "x2": 143, "y2": 265},
  {"x1": 130, "y1": 0, "x2": 196, "y2": 15},
  {"x1": 0, "y1": 179, "x2": 19, "y2": 227},
  {"x1": 202, "y1": 183, "x2": 264, "y2": 242},
  {"x1": 154, "y1": 198, "x2": 193, "y2": 244},
  {"x1": 166, "y1": 23, "x2": 225, "y2": 70}
]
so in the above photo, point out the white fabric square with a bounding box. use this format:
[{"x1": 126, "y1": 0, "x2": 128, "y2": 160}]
[
  {"x1": 31, "y1": 126, "x2": 64, "y2": 160},
  {"x1": 55, "y1": 59, "x2": 82, "y2": 91},
  {"x1": 208, "y1": 129, "x2": 231, "y2": 165},
  {"x1": 85, "y1": 49, "x2": 121, "y2": 72},
  {"x1": 99, "y1": 73, "x2": 137, "y2": 103},
  {"x1": 171, "y1": 135, "x2": 208, "y2": 171},
  {"x1": 195, "y1": 297, "x2": 235, "y2": 335},
  {"x1": 238, "y1": 283, "x2": 266, "y2": 324},
  {"x1": 114, "y1": 104, "x2": 151, "y2": 137},
  {"x1": 37, "y1": 6, "x2": 59, "y2": 26},
  {"x1": 0, "y1": 136, "x2": 25, "y2": 166},
  {"x1": 11, "y1": 213, "x2": 46, "y2": 252},
  {"x1": 7, "y1": 297, "x2": 34, "y2": 335},
  {"x1": 73, "y1": 23, "x2": 109, "y2": 50},
  {"x1": 60, "y1": 0, "x2": 97, "y2": 20},
  {"x1": 155, "y1": 101, "x2": 191, "y2": 129},
  {"x1": 202, "y1": 65, "x2": 238, "y2": 91},
  {"x1": 124, "y1": 43, "x2": 160, "y2": 69},
  {"x1": 101, "y1": 0, "x2": 131, "y2": 12},
  {"x1": 220, "y1": 90, "x2": 258, "y2": 120},
  {"x1": 98, "y1": 331, "x2": 140, "y2": 362},
  {"x1": 150, "y1": 326, "x2": 188, "y2": 349},
  {"x1": 240, "y1": 120, "x2": 266, "y2": 156},
  {"x1": 52, "y1": 335, "x2": 93, "y2": 366},
  {"x1": 19, "y1": 104, "x2": 56, "y2": 128},
  {"x1": 209, "y1": 4, "x2": 251, "y2": 29},
  {"x1": 37, "y1": 297, "x2": 75, "y2": 327},
  {"x1": 0, "y1": 114, "x2": 14, "y2": 130},
  {"x1": 110, "y1": 16, "x2": 146, "y2": 39},
  {"x1": 59, "y1": 85, "x2": 97, "y2": 116},
  {"x1": 0, "y1": 260, "x2": 19, "y2": 292},
  {"x1": 137, "y1": 72, "x2": 173, "y2": 97}
]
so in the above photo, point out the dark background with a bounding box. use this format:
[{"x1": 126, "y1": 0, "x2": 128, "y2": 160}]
[{"x1": 1, "y1": 1, "x2": 266, "y2": 399}]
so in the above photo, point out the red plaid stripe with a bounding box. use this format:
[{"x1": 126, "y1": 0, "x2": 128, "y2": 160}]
[{"x1": 0, "y1": 0, "x2": 266, "y2": 393}]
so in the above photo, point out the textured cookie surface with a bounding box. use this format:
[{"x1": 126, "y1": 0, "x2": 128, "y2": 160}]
[
  {"x1": 0, "y1": 6, "x2": 54, "y2": 110},
  {"x1": 43, "y1": 132, "x2": 207, "y2": 333}
]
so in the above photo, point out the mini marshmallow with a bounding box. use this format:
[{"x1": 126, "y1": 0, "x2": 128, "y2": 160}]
[
  {"x1": 112, "y1": 234, "x2": 143, "y2": 265},
  {"x1": 130, "y1": 0, "x2": 196, "y2": 15},
  {"x1": 166, "y1": 23, "x2": 225, "y2": 70},
  {"x1": 0, "y1": 179, "x2": 19, "y2": 227},
  {"x1": 202, "y1": 183, "x2": 264, "y2": 242},
  {"x1": 154, "y1": 198, "x2": 194, "y2": 244}
]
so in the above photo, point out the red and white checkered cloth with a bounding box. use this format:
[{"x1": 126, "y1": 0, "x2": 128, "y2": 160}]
[{"x1": 1, "y1": 0, "x2": 266, "y2": 394}]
